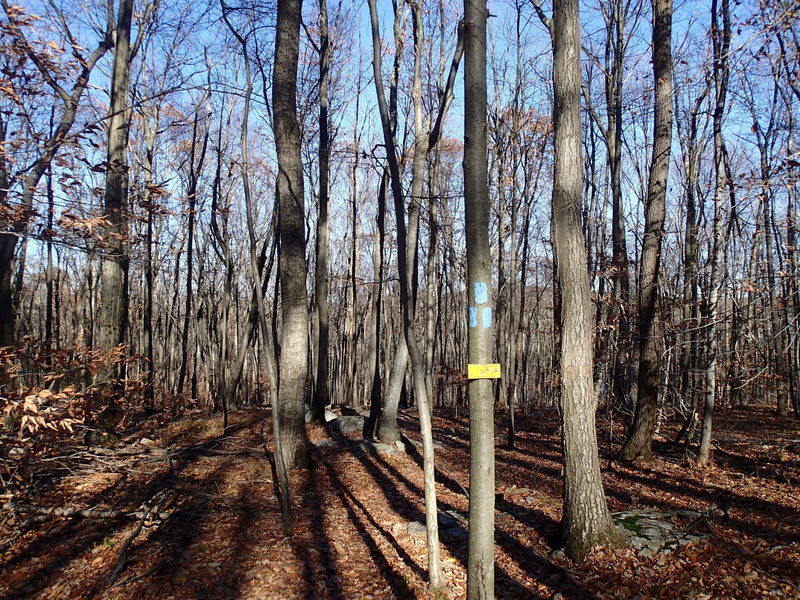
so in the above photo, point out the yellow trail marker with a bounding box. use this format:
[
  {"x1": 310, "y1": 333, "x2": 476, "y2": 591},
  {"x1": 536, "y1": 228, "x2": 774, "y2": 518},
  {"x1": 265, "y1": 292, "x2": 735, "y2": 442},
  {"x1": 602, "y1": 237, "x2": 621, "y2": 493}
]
[{"x1": 467, "y1": 363, "x2": 501, "y2": 379}]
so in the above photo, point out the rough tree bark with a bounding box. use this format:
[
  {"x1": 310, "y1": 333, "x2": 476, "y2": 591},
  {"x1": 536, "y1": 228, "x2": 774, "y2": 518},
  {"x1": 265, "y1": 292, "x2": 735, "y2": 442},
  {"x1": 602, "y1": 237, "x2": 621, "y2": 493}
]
[
  {"x1": 98, "y1": 0, "x2": 134, "y2": 385},
  {"x1": 176, "y1": 110, "x2": 209, "y2": 399},
  {"x1": 699, "y1": 0, "x2": 731, "y2": 466},
  {"x1": 534, "y1": 0, "x2": 624, "y2": 562},
  {"x1": 310, "y1": 0, "x2": 331, "y2": 423},
  {"x1": 365, "y1": 170, "x2": 387, "y2": 439},
  {"x1": 673, "y1": 78, "x2": 708, "y2": 446},
  {"x1": 274, "y1": 0, "x2": 310, "y2": 469},
  {"x1": 373, "y1": 3, "x2": 406, "y2": 445}
]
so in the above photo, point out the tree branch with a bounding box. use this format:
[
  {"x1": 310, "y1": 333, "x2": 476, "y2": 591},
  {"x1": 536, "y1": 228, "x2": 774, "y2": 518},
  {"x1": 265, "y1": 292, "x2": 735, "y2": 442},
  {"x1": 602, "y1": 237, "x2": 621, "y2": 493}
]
[
  {"x1": 528, "y1": 0, "x2": 553, "y2": 37},
  {"x1": 427, "y1": 20, "x2": 464, "y2": 151}
]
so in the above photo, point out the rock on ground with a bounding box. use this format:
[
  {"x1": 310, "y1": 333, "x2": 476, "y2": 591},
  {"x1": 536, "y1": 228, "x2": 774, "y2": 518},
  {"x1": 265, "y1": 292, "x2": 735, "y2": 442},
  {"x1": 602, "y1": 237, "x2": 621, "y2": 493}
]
[
  {"x1": 613, "y1": 508, "x2": 706, "y2": 557},
  {"x1": 358, "y1": 441, "x2": 401, "y2": 455},
  {"x1": 328, "y1": 415, "x2": 365, "y2": 433}
]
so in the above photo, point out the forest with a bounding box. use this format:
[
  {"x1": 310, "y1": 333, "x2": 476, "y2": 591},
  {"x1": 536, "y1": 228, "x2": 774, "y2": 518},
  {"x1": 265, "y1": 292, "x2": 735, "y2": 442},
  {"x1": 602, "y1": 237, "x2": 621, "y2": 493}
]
[{"x1": 0, "y1": 0, "x2": 799, "y2": 598}]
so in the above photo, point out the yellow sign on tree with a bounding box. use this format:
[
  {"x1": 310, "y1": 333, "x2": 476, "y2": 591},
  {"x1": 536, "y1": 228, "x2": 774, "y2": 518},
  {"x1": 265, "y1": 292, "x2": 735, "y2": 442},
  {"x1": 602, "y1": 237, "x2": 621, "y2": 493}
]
[{"x1": 467, "y1": 363, "x2": 502, "y2": 380}]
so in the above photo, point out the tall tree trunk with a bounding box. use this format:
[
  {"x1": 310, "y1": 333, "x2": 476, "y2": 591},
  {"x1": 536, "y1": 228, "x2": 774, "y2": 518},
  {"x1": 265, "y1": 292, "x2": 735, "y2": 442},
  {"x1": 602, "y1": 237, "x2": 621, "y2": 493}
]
[
  {"x1": 365, "y1": 170, "x2": 387, "y2": 439},
  {"x1": 607, "y1": 0, "x2": 633, "y2": 418},
  {"x1": 781, "y1": 85, "x2": 800, "y2": 416},
  {"x1": 221, "y1": 0, "x2": 292, "y2": 527},
  {"x1": 699, "y1": 0, "x2": 731, "y2": 466},
  {"x1": 368, "y1": 0, "x2": 445, "y2": 591},
  {"x1": 274, "y1": 0, "x2": 310, "y2": 469},
  {"x1": 346, "y1": 143, "x2": 360, "y2": 407},
  {"x1": 373, "y1": 2, "x2": 406, "y2": 438},
  {"x1": 675, "y1": 80, "x2": 707, "y2": 440},
  {"x1": 619, "y1": 0, "x2": 673, "y2": 461},
  {"x1": 177, "y1": 110, "x2": 208, "y2": 398},
  {"x1": 464, "y1": 0, "x2": 495, "y2": 595},
  {"x1": 45, "y1": 163, "x2": 55, "y2": 350},
  {"x1": 142, "y1": 104, "x2": 159, "y2": 403},
  {"x1": 311, "y1": 0, "x2": 331, "y2": 423},
  {"x1": 539, "y1": 0, "x2": 623, "y2": 562},
  {"x1": 98, "y1": 0, "x2": 134, "y2": 385}
]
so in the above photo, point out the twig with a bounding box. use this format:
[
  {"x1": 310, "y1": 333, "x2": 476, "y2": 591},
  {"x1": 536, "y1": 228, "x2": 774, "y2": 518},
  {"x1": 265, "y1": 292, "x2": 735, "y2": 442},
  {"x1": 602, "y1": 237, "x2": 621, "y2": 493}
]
[
  {"x1": 106, "y1": 564, "x2": 159, "y2": 591},
  {"x1": 5, "y1": 502, "x2": 172, "y2": 521},
  {"x1": 191, "y1": 448, "x2": 266, "y2": 457},
  {"x1": 106, "y1": 489, "x2": 171, "y2": 586}
]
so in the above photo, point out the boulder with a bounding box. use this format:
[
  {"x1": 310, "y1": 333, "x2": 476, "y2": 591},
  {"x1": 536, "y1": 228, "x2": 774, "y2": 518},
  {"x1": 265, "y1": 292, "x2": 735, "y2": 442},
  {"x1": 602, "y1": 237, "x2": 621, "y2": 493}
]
[
  {"x1": 304, "y1": 407, "x2": 337, "y2": 424},
  {"x1": 358, "y1": 441, "x2": 401, "y2": 455},
  {"x1": 406, "y1": 521, "x2": 427, "y2": 536},
  {"x1": 328, "y1": 415, "x2": 364, "y2": 433},
  {"x1": 612, "y1": 508, "x2": 707, "y2": 556}
]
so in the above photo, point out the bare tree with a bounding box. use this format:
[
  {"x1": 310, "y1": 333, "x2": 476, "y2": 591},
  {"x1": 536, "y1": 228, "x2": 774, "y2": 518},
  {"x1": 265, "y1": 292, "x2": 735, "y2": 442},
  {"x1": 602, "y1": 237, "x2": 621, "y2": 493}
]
[
  {"x1": 367, "y1": 0, "x2": 446, "y2": 591},
  {"x1": 274, "y1": 0, "x2": 310, "y2": 469},
  {"x1": 619, "y1": 0, "x2": 674, "y2": 461},
  {"x1": 310, "y1": 0, "x2": 332, "y2": 423},
  {"x1": 699, "y1": 0, "x2": 731, "y2": 466},
  {"x1": 0, "y1": 0, "x2": 114, "y2": 345},
  {"x1": 464, "y1": 0, "x2": 495, "y2": 595},
  {"x1": 97, "y1": 0, "x2": 135, "y2": 383},
  {"x1": 531, "y1": 0, "x2": 623, "y2": 561}
]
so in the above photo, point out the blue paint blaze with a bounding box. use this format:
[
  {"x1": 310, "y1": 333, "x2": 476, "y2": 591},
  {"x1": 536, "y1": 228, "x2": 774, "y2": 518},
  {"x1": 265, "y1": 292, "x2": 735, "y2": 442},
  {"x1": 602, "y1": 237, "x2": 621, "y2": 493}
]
[
  {"x1": 468, "y1": 306, "x2": 478, "y2": 328},
  {"x1": 474, "y1": 281, "x2": 488, "y2": 305},
  {"x1": 482, "y1": 307, "x2": 492, "y2": 328}
]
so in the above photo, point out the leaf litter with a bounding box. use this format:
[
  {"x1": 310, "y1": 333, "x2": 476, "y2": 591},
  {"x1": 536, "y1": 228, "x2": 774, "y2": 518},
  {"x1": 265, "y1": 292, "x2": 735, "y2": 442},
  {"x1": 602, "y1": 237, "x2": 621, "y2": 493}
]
[{"x1": 0, "y1": 405, "x2": 798, "y2": 599}]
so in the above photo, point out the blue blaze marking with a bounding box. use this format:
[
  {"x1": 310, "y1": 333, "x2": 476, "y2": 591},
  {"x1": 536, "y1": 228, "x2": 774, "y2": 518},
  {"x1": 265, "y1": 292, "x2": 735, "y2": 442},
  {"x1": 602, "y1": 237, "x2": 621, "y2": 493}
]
[
  {"x1": 482, "y1": 307, "x2": 492, "y2": 328},
  {"x1": 474, "y1": 281, "x2": 488, "y2": 305},
  {"x1": 468, "y1": 306, "x2": 478, "y2": 328}
]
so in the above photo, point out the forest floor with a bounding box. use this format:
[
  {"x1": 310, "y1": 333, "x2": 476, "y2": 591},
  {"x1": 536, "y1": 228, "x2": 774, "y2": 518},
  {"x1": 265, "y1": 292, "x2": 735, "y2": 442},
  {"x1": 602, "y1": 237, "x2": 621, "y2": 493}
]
[{"x1": 1, "y1": 404, "x2": 799, "y2": 599}]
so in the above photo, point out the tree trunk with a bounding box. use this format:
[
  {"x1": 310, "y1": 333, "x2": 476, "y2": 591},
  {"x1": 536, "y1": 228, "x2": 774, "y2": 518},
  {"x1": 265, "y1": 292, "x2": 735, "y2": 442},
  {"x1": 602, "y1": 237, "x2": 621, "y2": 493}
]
[
  {"x1": 699, "y1": 0, "x2": 731, "y2": 466},
  {"x1": 365, "y1": 170, "x2": 387, "y2": 439},
  {"x1": 142, "y1": 103, "x2": 159, "y2": 403},
  {"x1": 274, "y1": 0, "x2": 310, "y2": 469},
  {"x1": 607, "y1": 0, "x2": 633, "y2": 418},
  {"x1": 177, "y1": 110, "x2": 208, "y2": 398},
  {"x1": 464, "y1": 0, "x2": 495, "y2": 595},
  {"x1": 675, "y1": 80, "x2": 707, "y2": 433},
  {"x1": 368, "y1": 0, "x2": 445, "y2": 591},
  {"x1": 549, "y1": 0, "x2": 623, "y2": 562},
  {"x1": 311, "y1": 0, "x2": 331, "y2": 423},
  {"x1": 619, "y1": 0, "x2": 673, "y2": 461},
  {"x1": 98, "y1": 0, "x2": 134, "y2": 386}
]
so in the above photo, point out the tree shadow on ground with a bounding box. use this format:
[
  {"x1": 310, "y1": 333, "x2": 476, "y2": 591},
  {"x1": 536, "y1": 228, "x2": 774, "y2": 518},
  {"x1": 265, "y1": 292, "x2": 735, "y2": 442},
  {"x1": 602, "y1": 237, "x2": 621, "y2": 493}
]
[
  {"x1": 608, "y1": 466, "x2": 800, "y2": 545},
  {"x1": 2, "y1": 416, "x2": 264, "y2": 600},
  {"x1": 317, "y1": 452, "x2": 419, "y2": 597},
  {"x1": 294, "y1": 460, "x2": 344, "y2": 600},
  {"x1": 711, "y1": 446, "x2": 800, "y2": 486},
  {"x1": 345, "y1": 442, "x2": 589, "y2": 599}
]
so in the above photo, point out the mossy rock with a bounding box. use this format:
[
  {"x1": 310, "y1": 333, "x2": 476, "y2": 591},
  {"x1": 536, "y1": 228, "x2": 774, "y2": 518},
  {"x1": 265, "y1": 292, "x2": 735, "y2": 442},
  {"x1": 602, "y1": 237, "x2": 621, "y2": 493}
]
[
  {"x1": 615, "y1": 514, "x2": 644, "y2": 533},
  {"x1": 612, "y1": 508, "x2": 707, "y2": 556}
]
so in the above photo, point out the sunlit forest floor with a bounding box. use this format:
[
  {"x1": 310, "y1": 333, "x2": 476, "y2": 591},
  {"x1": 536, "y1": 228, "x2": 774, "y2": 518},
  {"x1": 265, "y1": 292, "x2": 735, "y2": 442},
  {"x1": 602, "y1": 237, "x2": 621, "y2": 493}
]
[{"x1": 1, "y1": 404, "x2": 799, "y2": 599}]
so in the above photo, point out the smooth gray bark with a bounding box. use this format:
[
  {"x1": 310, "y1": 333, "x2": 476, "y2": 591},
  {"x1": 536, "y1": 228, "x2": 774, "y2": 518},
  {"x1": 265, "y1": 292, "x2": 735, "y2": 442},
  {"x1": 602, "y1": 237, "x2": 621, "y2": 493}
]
[
  {"x1": 367, "y1": 0, "x2": 445, "y2": 591},
  {"x1": 464, "y1": 0, "x2": 495, "y2": 596}
]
